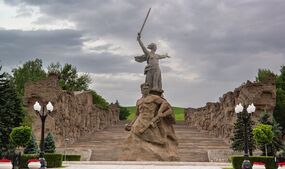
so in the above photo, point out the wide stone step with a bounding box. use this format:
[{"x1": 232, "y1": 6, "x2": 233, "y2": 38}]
[{"x1": 65, "y1": 122, "x2": 229, "y2": 162}]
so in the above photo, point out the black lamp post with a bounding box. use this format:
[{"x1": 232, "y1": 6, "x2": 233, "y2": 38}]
[
  {"x1": 33, "y1": 101, "x2": 54, "y2": 169},
  {"x1": 235, "y1": 103, "x2": 256, "y2": 169}
]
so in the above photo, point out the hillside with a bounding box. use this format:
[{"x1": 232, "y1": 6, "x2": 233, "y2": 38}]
[{"x1": 126, "y1": 106, "x2": 185, "y2": 121}]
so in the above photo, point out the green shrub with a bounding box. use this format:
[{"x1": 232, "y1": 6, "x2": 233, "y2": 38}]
[
  {"x1": 231, "y1": 156, "x2": 277, "y2": 169},
  {"x1": 20, "y1": 153, "x2": 63, "y2": 168},
  {"x1": 44, "y1": 153, "x2": 63, "y2": 168},
  {"x1": 24, "y1": 134, "x2": 39, "y2": 154},
  {"x1": 9, "y1": 126, "x2": 32, "y2": 148},
  {"x1": 63, "y1": 154, "x2": 81, "y2": 161},
  {"x1": 44, "y1": 132, "x2": 56, "y2": 153}
]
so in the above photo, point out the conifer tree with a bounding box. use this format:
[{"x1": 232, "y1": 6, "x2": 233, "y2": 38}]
[
  {"x1": 0, "y1": 67, "x2": 24, "y2": 150},
  {"x1": 274, "y1": 65, "x2": 285, "y2": 137},
  {"x1": 24, "y1": 134, "x2": 39, "y2": 154},
  {"x1": 44, "y1": 132, "x2": 56, "y2": 153}
]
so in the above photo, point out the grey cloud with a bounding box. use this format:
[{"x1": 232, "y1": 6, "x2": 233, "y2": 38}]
[
  {"x1": 0, "y1": 29, "x2": 140, "y2": 74},
  {"x1": 89, "y1": 44, "x2": 114, "y2": 51},
  {"x1": 0, "y1": 29, "x2": 83, "y2": 66},
  {"x1": 67, "y1": 53, "x2": 142, "y2": 74}
]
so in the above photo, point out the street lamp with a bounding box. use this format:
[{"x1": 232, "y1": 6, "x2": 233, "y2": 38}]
[
  {"x1": 235, "y1": 103, "x2": 256, "y2": 169},
  {"x1": 33, "y1": 101, "x2": 54, "y2": 169}
]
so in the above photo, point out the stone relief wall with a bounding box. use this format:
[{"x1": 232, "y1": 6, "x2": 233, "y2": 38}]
[
  {"x1": 185, "y1": 76, "x2": 276, "y2": 143},
  {"x1": 23, "y1": 74, "x2": 120, "y2": 147}
]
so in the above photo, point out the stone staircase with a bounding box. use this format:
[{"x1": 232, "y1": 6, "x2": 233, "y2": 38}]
[{"x1": 67, "y1": 121, "x2": 229, "y2": 162}]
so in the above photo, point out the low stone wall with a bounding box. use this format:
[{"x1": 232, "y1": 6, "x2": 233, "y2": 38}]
[
  {"x1": 23, "y1": 74, "x2": 120, "y2": 147},
  {"x1": 185, "y1": 76, "x2": 276, "y2": 143}
]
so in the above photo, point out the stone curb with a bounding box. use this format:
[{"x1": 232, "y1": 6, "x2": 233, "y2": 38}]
[{"x1": 63, "y1": 161, "x2": 230, "y2": 166}]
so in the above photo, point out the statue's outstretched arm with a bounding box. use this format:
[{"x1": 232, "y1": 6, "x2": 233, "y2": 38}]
[
  {"x1": 137, "y1": 34, "x2": 149, "y2": 55},
  {"x1": 157, "y1": 53, "x2": 171, "y2": 59}
]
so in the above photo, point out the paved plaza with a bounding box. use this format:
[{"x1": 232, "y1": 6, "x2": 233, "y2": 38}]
[{"x1": 56, "y1": 161, "x2": 231, "y2": 169}]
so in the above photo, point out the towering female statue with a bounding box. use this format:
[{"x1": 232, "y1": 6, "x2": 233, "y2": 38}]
[{"x1": 135, "y1": 33, "x2": 170, "y2": 93}]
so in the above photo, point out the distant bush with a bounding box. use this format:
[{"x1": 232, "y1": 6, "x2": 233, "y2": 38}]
[
  {"x1": 90, "y1": 90, "x2": 109, "y2": 109},
  {"x1": 115, "y1": 101, "x2": 130, "y2": 120}
]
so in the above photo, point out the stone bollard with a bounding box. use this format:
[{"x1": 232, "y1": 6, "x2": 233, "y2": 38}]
[
  {"x1": 252, "y1": 162, "x2": 266, "y2": 169},
  {"x1": 27, "y1": 159, "x2": 41, "y2": 169},
  {"x1": 0, "y1": 159, "x2": 12, "y2": 169},
  {"x1": 277, "y1": 162, "x2": 285, "y2": 169}
]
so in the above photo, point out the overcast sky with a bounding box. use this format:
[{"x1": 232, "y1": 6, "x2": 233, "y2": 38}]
[{"x1": 0, "y1": 0, "x2": 285, "y2": 108}]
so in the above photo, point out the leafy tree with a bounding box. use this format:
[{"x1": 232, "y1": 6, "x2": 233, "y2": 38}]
[
  {"x1": 276, "y1": 65, "x2": 285, "y2": 89},
  {"x1": 231, "y1": 112, "x2": 256, "y2": 156},
  {"x1": 24, "y1": 134, "x2": 39, "y2": 154},
  {"x1": 256, "y1": 68, "x2": 275, "y2": 82},
  {"x1": 90, "y1": 90, "x2": 109, "y2": 109},
  {"x1": 0, "y1": 67, "x2": 25, "y2": 150},
  {"x1": 258, "y1": 112, "x2": 284, "y2": 156},
  {"x1": 253, "y1": 124, "x2": 273, "y2": 156},
  {"x1": 48, "y1": 63, "x2": 91, "y2": 91},
  {"x1": 47, "y1": 62, "x2": 61, "y2": 75},
  {"x1": 115, "y1": 101, "x2": 131, "y2": 120},
  {"x1": 9, "y1": 126, "x2": 32, "y2": 148},
  {"x1": 44, "y1": 132, "x2": 56, "y2": 153},
  {"x1": 12, "y1": 58, "x2": 46, "y2": 96}
]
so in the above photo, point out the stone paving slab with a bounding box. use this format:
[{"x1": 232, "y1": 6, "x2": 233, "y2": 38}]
[{"x1": 52, "y1": 161, "x2": 231, "y2": 169}]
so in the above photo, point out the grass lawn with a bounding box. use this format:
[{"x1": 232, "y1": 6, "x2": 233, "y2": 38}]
[{"x1": 125, "y1": 106, "x2": 185, "y2": 121}]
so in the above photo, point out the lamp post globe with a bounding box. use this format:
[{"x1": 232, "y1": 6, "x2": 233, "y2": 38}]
[
  {"x1": 46, "y1": 102, "x2": 54, "y2": 112},
  {"x1": 33, "y1": 101, "x2": 41, "y2": 112}
]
